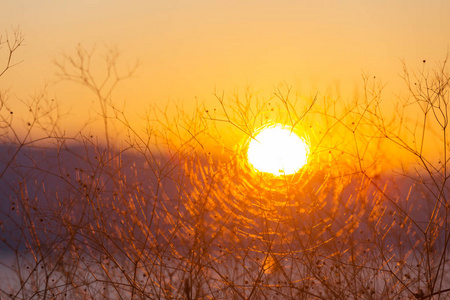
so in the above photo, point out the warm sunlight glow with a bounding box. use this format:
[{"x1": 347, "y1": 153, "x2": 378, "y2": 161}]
[{"x1": 247, "y1": 124, "x2": 309, "y2": 176}]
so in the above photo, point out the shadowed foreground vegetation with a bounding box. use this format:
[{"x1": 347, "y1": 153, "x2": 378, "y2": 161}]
[{"x1": 1, "y1": 30, "x2": 450, "y2": 299}]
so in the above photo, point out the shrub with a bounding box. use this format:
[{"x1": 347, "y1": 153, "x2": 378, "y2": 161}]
[{"x1": 1, "y1": 32, "x2": 449, "y2": 299}]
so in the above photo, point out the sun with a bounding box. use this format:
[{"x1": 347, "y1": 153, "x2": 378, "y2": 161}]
[{"x1": 247, "y1": 124, "x2": 309, "y2": 176}]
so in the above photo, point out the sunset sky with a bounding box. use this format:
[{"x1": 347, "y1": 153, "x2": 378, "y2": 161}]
[{"x1": 2, "y1": 0, "x2": 450, "y2": 136}]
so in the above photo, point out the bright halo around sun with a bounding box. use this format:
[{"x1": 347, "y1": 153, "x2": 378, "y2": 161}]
[{"x1": 247, "y1": 124, "x2": 309, "y2": 176}]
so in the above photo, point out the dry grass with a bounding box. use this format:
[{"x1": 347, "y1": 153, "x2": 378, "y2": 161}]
[{"x1": 1, "y1": 29, "x2": 449, "y2": 299}]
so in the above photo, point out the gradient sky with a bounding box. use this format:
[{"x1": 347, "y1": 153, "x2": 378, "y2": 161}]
[{"x1": 2, "y1": 0, "x2": 450, "y2": 136}]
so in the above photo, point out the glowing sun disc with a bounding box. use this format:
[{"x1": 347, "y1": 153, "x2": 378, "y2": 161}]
[{"x1": 247, "y1": 125, "x2": 308, "y2": 176}]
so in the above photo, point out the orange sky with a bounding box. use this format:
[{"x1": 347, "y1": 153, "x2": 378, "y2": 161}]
[{"x1": 2, "y1": 0, "x2": 450, "y2": 141}]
